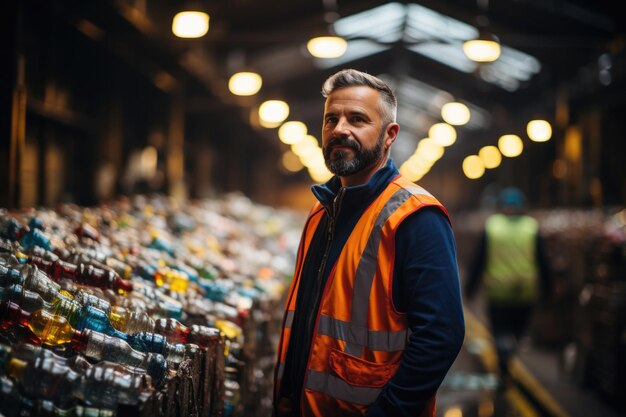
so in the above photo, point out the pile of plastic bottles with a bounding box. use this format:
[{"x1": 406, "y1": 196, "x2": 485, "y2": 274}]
[{"x1": 0, "y1": 193, "x2": 303, "y2": 417}]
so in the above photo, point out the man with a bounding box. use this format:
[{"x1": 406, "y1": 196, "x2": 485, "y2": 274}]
[
  {"x1": 465, "y1": 187, "x2": 551, "y2": 384},
  {"x1": 273, "y1": 69, "x2": 465, "y2": 417}
]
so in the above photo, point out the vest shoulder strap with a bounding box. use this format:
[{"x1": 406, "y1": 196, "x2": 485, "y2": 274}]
[{"x1": 391, "y1": 175, "x2": 450, "y2": 220}]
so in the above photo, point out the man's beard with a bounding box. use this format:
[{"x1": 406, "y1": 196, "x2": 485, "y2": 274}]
[{"x1": 323, "y1": 130, "x2": 386, "y2": 177}]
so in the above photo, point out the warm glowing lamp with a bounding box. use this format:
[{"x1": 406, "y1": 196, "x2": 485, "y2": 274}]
[
  {"x1": 172, "y1": 11, "x2": 209, "y2": 38},
  {"x1": 259, "y1": 100, "x2": 289, "y2": 126},
  {"x1": 307, "y1": 36, "x2": 348, "y2": 59},
  {"x1": 463, "y1": 32, "x2": 501, "y2": 63},
  {"x1": 291, "y1": 135, "x2": 319, "y2": 158},
  {"x1": 228, "y1": 72, "x2": 262, "y2": 96},
  {"x1": 308, "y1": 162, "x2": 333, "y2": 182},
  {"x1": 429, "y1": 123, "x2": 457, "y2": 147},
  {"x1": 462, "y1": 155, "x2": 485, "y2": 179},
  {"x1": 478, "y1": 145, "x2": 502, "y2": 169},
  {"x1": 417, "y1": 138, "x2": 444, "y2": 162},
  {"x1": 527, "y1": 120, "x2": 552, "y2": 142},
  {"x1": 278, "y1": 121, "x2": 308, "y2": 145},
  {"x1": 498, "y1": 134, "x2": 523, "y2": 157},
  {"x1": 301, "y1": 150, "x2": 325, "y2": 169},
  {"x1": 441, "y1": 102, "x2": 471, "y2": 125}
]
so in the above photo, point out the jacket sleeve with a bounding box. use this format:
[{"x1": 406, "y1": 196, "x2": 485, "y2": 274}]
[{"x1": 365, "y1": 207, "x2": 465, "y2": 417}]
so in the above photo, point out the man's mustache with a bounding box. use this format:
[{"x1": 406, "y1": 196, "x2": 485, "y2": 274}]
[{"x1": 325, "y1": 137, "x2": 360, "y2": 152}]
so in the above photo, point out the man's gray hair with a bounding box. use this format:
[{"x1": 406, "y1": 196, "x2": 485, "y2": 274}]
[{"x1": 321, "y1": 69, "x2": 397, "y2": 125}]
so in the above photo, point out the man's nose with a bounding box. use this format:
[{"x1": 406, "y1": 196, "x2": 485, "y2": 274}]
[{"x1": 332, "y1": 117, "x2": 350, "y2": 137}]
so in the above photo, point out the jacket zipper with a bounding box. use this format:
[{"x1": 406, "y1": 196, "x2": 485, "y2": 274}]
[
  {"x1": 318, "y1": 187, "x2": 345, "y2": 278},
  {"x1": 301, "y1": 187, "x2": 345, "y2": 415},
  {"x1": 273, "y1": 207, "x2": 324, "y2": 404}
]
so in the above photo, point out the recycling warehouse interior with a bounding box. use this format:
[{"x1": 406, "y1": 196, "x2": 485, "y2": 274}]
[{"x1": 1, "y1": 0, "x2": 626, "y2": 417}]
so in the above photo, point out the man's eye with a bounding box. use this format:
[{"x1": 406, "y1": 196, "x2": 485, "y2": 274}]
[{"x1": 325, "y1": 117, "x2": 337, "y2": 124}]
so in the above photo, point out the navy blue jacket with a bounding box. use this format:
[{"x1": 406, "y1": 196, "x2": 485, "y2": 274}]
[{"x1": 278, "y1": 159, "x2": 465, "y2": 416}]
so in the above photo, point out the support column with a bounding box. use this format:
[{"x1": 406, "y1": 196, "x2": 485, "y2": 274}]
[
  {"x1": 167, "y1": 89, "x2": 187, "y2": 203},
  {"x1": 0, "y1": 1, "x2": 24, "y2": 209}
]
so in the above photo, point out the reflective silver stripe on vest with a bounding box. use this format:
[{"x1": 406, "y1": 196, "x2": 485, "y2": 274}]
[
  {"x1": 277, "y1": 362, "x2": 285, "y2": 380},
  {"x1": 305, "y1": 369, "x2": 381, "y2": 405},
  {"x1": 318, "y1": 314, "x2": 406, "y2": 352},
  {"x1": 346, "y1": 188, "x2": 413, "y2": 356},
  {"x1": 404, "y1": 185, "x2": 433, "y2": 198},
  {"x1": 284, "y1": 310, "x2": 295, "y2": 328}
]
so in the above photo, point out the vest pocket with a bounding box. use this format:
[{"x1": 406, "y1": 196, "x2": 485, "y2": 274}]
[{"x1": 329, "y1": 348, "x2": 400, "y2": 388}]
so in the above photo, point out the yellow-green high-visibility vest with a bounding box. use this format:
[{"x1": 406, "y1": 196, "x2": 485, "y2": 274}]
[{"x1": 483, "y1": 213, "x2": 539, "y2": 304}]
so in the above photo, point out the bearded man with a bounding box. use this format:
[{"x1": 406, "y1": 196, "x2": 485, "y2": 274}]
[{"x1": 273, "y1": 69, "x2": 465, "y2": 417}]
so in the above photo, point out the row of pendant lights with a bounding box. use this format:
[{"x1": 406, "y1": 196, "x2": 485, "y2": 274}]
[
  {"x1": 462, "y1": 120, "x2": 553, "y2": 179},
  {"x1": 276, "y1": 121, "x2": 334, "y2": 182},
  {"x1": 400, "y1": 100, "x2": 552, "y2": 182},
  {"x1": 171, "y1": 6, "x2": 502, "y2": 76},
  {"x1": 399, "y1": 101, "x2": 471, "y2": 181},
  {"x1": 171, "y1": 10, "x2": 500, "y2": 62},
  {"x1": 172, "y1": 10, "x2": 347, "y2": 58},
  {"x1": 254, "y1": 94, "x2": 552, "y2": 183},
  {"x1": 171, "y1": 7, "x2": 507, "y2": 183},
  {"x1": 169, "y1": 8, "x2": 332, "y2": 182}
]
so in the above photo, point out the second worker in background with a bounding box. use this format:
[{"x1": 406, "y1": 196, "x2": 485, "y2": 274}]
[
  {"x1": 273, "y1": 69, "x2": 465, "y2": 417},
  {"x1": 465, "y1": 187, "x2": 552, "y2": 386}
]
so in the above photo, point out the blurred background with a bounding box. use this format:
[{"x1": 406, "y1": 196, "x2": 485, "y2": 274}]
[
  {"x1": 2, "y1": 0, "x2": 625, "y2": 211},
  {"x1": 1, "y1": 1, "x2": 626, "y2": 416}
]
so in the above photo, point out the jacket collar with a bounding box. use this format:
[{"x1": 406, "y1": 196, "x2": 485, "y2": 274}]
[{"x1": 311, "y1": 158, "x2": 399, "y2": 212}]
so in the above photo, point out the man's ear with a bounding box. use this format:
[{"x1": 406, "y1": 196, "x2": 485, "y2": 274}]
[{"x1": 385, "y1": 123, "x2": 400, "y2": 148}]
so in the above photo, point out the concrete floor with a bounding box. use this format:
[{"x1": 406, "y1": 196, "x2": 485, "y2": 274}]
[{"x1": 436, "y1": 305, "x2": 624, "y2": 417}]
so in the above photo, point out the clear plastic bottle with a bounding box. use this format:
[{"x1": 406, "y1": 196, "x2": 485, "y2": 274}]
[
  {"x1": 7, "y1": 356, "x2": 153, "y2": 408},
  {"x1": 7, "y1": 357, "x2": 80, "y2": 406},
  {"x1": 153, "y1": 317, "x2": 221, "y2": 348},
  {"x1": 126, "y1": 331, "x2": 186, "y2": 366},
  {"x1": 1, "y1": 301, "x2": 76, "y2": 346},
  {"x1": 70, "y1": 289, "x2": 112, "y2": 315},
  {"x1": 71, "y1": 329, "x2": 168, "y2": 386},
  {"x1": 0, "y1": 265, "x2": 24, "y2": 287},
  {"x1": 29, "y1": 256, "x2": 133, "y2": 294},
  {"x1": 109, "y1": 306, "x2": 154, "y2": 335},
  {"x1": 14, "y1": 263, "x2": 62, "y2": 302},
  {"x1": 0, "y1": 283, "x2": 81, "y2": 314}
]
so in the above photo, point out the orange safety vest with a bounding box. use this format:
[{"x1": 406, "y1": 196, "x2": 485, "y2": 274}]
[{"x1": 274, "y1": 175, "x2": 449, "y2": 417}]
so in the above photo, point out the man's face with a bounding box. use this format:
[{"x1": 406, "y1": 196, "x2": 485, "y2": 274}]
[{"x1": 322, "y1": 86, "x2": 389, "y2": 177}]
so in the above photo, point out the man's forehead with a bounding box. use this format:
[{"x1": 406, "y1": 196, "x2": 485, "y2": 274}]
[
  {"x1": 324, "y1": 87, "x2": 380, "y2": 111},
  {"x1": 326, "y1": 85, "x2": 379, "y2": 99}
]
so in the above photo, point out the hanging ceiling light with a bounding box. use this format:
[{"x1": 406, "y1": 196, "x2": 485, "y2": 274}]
[
  {"x1": 307, "y1": 34, "x2": 348, "y2": 59},
  {"x1": 462, "y1": 155, "x2": 485, "y2": 179},
  {"x1": 228, "y1": 72, "x2": 262, "y2": 96},
  {"x1": 527, "y1": 120, "x2": 552, "y2": 142},
  {"x1": 308, "y1": 165, "x2": 334, "y2": 183},
  {"x1": 463, "y1": 31, "x2": 501, "y2": 63},
  {"x1": 258, "y1": 100, "x2": 289, "y2": 127},
  {"x1": 172, "y1": 9, "x2": 209, "y2": 38},
  {"x1": 478, "y1": 145, "x2": 502, "y2": 169},
  {"x1": 291, "y1": 135, "x2": 320, "y2": 158},
  {"x1": 307, "y1": 0, "x2": 347, "y2": 59},
  {"x1": 441, "y1": 102, "x2": 471, "y2": 125},
  {"x1": 498, "y1": 134, "x2": 524, "y2": 157},
  {"x1": 278, "y1": 121, "x2": 308, "y2": 145},
  {"x1": 416, "y1": 138, "x2": 445, "y2": 163},
  {"x1": 429, "y1": 123, "x2": 457, "y2": 147}
]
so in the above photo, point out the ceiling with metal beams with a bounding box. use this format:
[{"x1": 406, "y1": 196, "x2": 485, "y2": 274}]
[{"x1": 11, "y1": 0, "x2": 626, "y2": 205}]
